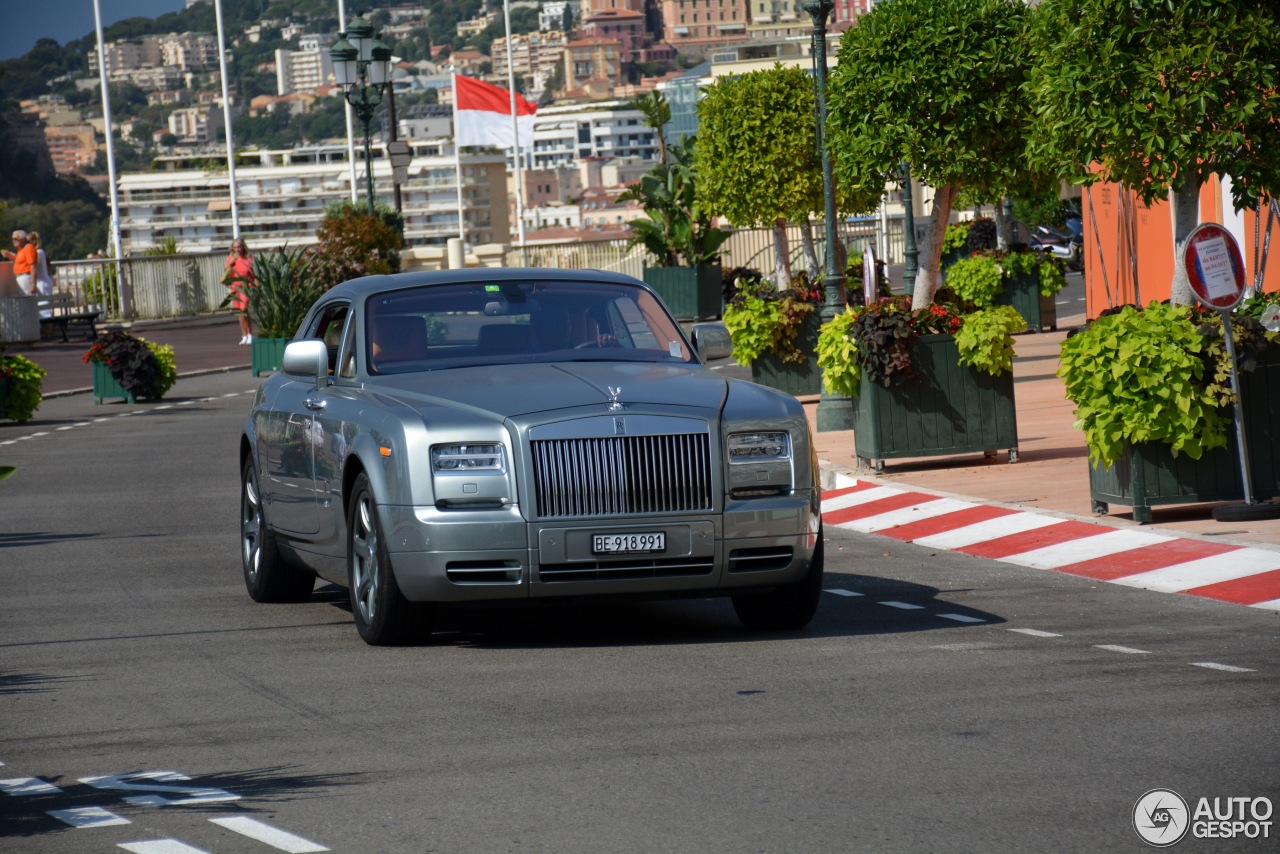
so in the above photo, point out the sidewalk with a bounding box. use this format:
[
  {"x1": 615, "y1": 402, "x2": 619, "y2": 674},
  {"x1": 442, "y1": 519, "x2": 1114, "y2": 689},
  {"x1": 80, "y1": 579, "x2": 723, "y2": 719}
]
[
  {"x1": 806, "y1": 315, "x2": 1280, "y2": 551},
  {"x1": 11, "y1": 311, "x2": 1280, "y2": 551}
]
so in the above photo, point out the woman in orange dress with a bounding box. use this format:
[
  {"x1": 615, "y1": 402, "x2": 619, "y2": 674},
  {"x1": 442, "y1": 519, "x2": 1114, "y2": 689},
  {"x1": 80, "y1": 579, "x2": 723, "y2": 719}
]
[{"x1": 224, "y1": 238, "x2": 254, "y2": 344}]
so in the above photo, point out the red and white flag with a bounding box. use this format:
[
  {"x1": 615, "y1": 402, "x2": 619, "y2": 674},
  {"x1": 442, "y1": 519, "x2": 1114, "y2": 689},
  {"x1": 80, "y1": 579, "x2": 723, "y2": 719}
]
[{"x1": 453, "y1": 74, "x2": 537, "y2": 150}]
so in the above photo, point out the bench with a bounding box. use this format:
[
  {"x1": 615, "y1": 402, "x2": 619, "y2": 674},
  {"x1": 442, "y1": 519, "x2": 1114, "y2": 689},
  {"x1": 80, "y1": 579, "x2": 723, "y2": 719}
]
[{"x1": 39, "y1": 293, "x2": 101, "y2": 342}]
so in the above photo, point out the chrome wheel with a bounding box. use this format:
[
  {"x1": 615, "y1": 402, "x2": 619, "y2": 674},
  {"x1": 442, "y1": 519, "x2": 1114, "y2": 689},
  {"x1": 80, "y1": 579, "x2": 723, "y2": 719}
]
[
  {"x1": 241, "y1": 466, "x2": 263, "y2": 584},
  {"x1": 350, "y1": 489, "x2": 380, "y2": 627}
]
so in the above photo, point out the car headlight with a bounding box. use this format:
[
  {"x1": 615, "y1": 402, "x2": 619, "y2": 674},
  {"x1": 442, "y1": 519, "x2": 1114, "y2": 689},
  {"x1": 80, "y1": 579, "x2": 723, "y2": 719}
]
[
  {"x1": 727, "y1": 431, "x2": 791, "y2": 463},
  {"x1": 431, "y1": 443, "x2": 505, "y2": 472}
]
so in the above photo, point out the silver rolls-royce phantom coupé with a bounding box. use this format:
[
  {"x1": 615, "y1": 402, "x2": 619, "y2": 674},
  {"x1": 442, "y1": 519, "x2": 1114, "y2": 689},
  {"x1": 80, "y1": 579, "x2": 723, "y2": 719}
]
[{"x1": 240, "y1": 268, "x2": 823, "y2": 645}]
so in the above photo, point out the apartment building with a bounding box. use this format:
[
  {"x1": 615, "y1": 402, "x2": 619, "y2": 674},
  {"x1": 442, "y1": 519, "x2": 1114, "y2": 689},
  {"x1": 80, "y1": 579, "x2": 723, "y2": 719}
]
[
  {"x1": 562, "y1": 38, "x2": 624, "y2": 98},
  {"x1": 529, "y1": 101, "x2": 659, "y2": 169},
  {"x1": 167, "y1": 106, "x2": 224, "y2": 144},
  {"x1": 657, "y1": 0, "x2": 749, "y2": 50},
  {"x1": 540, "y1": 1, "x2": 581, "y2": 31},
  {"x1": 158, "y1": 33, "x2": 219, "y2": 70},
  {"x1": 116, "y1": 143, "x2": 510, "y2": 252},
  {"x1": 275, "y1": 35, "x2": 334, "y2": 95},
  {"x1": 491, "y1": 30, "x2": 569, "y2": 95},
  {"x1": 44, "y1": 123, "x2": 98, "y2": 175}
]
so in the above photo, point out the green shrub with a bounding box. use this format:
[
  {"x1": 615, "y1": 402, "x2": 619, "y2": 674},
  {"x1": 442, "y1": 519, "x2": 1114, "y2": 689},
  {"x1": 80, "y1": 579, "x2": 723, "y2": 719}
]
[
  {"x1": 0, "y1": 352, "x2": 47, "y2": 422},
  {"x1": 1059, "y1": 303, "x2": 1229, "y2": 467},
  {"x1": 722, "y1": 272, "x2": 821, "y2": 365},
  {"x1": 955, "y1": 306, "x2": 1027, "y2": 375},
  {"x1": 312, "y1": 201, "x2": 405, "y2": 290},
  {"x1": 945, "y1": 255, "x2": 1004, "y2": 306}
]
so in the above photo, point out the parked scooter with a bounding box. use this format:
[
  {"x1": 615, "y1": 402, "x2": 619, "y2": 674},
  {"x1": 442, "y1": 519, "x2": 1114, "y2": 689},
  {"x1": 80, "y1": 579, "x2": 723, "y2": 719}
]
[{"x1": 1029, "y1": 220, "x2": 1082, "y2": 271}]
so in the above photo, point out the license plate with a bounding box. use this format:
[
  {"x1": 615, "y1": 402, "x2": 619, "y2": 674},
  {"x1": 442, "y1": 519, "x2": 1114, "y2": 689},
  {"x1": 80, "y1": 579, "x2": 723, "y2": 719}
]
[{"x1": 592, "y1": 532, "x2": 665, "y2": 554}]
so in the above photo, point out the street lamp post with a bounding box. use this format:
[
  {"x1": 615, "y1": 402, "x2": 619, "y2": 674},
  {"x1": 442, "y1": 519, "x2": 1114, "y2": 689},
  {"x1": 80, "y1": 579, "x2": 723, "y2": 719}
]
[
  {"x1": 900, "y1": 165, "x2": 919, "y2": 294},
  {"x1": 800, "y1": 0, "x2": 853, "y2": 432},
  {"x1": 330, "y1": 15, "x2": 392, "y2": 215}
]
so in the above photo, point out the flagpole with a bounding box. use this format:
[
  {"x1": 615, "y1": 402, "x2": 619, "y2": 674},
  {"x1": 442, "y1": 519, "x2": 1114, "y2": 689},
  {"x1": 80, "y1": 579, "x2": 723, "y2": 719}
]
[
  {"x1": 452, "y1": 74, "x2": 465, "y2": 245},
  {"x1": 92, "y1": 0, "x2": 127, "y2": 317},
  {"x1": 213, "y1": 0, "x2": 240, "y2": 239},
  {"x1": 501, "y1": 0, "x2": 527, "y2": 262},
  {"x1": 338, "y1": 0, "x2": 359, "y2": 203}
]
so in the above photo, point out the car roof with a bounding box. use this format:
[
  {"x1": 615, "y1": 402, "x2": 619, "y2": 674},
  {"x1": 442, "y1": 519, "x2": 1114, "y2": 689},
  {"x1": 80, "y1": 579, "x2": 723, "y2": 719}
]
[{"x1": 324, "y1": 267, "x2": 649, "y2": 303}]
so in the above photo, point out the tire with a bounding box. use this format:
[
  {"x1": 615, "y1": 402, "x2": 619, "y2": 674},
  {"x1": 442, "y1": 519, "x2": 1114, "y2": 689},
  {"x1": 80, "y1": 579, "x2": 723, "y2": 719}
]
[
  {"x1": 347, "y1": 472, "x2": 435, "y2": 645},
  {"x1": 241, "y1": 457, "x2": 314, "y2": 603},
  {"x1": 732, "y1": 528, "x2": 824, "y2": 631}
]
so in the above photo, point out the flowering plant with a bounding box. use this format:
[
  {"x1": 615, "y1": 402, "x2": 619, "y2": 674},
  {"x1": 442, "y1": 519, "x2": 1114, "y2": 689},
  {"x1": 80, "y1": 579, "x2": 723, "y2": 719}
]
[
  {"x1": 83, "y1": 330, "x2": 177, "y2": 401},
  {"x1": 817, "y1": 296, "x2": 1024, "y2": 397}
]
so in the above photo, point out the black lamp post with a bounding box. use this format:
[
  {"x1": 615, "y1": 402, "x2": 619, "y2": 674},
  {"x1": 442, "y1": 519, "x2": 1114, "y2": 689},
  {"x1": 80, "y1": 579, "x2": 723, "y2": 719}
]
[
  {"x1": 800, "y1": 0, "x2": 853, "y2": 432},
  {"x1": 900, "y1": 164, "x2": 919, "y2": 294},
  {"x1": 330, "y1": 15, "x2": 392, "y2": 215}
]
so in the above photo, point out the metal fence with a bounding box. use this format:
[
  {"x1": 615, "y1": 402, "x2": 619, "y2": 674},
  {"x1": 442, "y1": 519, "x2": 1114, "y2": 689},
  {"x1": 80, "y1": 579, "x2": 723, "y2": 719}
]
[
  {"x1": 46, "y1": 217, "x2": 907, "y2": 324},
  {"x1": 51, "y1": 251, "x2": 229, "y2": 322},
  {"x1": 505, "y1": 218, "x2": 906, "y2": 281}
]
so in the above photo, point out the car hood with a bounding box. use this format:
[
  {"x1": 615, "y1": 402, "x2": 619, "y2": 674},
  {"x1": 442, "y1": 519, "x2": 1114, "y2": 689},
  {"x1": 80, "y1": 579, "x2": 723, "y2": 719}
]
[{"x1": 369, "y1": 361, "x2": 729, "y2": 420}]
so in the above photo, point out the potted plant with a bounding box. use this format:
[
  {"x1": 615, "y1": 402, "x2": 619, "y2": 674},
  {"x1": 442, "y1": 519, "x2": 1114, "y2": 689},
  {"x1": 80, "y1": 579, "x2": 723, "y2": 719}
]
[
  {"x1": 946, "y1": 248, "x2": 1066, "y2": 332},
  {"x1": 246, "y1": 245, "x2": 323, "y2": 376},
  {"x1": 939, "y1": 218, "x2": 999, "y2": 281},
  {"x1": 620, "y1": 97, "x2": 729, "y2": 321},
  {"x1": 817, "y1": 297, "x2": 1026, "y2": 471},
  {"x1": 0, "y1": 349, "x2": 47, "y2": 422},
  {"x1": 1060, "y1": 298, "x2": 1280, "y2": 522},
  {"x1": 722, "y1": 270, "x2": 824, "y2": 396},
  {"x1": 83, "y1": 329, "x2": 177, "y2": 404}
]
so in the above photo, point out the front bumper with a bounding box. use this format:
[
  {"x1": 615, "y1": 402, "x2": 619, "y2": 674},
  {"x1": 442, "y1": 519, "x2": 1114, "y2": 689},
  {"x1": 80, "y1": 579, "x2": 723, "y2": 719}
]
[{"x1": 381, "y1": 492, "x2": 820, "y2": 603}]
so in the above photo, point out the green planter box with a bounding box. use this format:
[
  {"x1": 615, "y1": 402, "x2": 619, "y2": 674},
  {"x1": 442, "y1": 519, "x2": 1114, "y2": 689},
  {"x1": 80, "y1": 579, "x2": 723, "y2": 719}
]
[
  {"x1": 1089, "y1": 344, "x2": 1280, "y2": 523},
  {"x1": 251, "y1": 336, "x2": 288, "y2": 377},
  {"x1": 996, "y1": 272, "x2": 1057, "y2": 333},
  {"x1": 749, "y1": 312, "x2": 822, "y2": 397},
  {"x1": 644, "y1": 265, "x2": 722, "y2": 321},
  {"x1": 853, "y1": 333, "x2": 1019, "y2": 472},
  {"x1": 92, "y1": 360, "x2": 137, "y2": 405}
]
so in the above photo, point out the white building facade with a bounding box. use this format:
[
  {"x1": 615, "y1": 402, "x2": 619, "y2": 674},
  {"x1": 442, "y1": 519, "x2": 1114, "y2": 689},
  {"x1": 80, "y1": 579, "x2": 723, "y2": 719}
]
[{"x1": 529, "y1": 101, "x2": 659, "y2": 170}]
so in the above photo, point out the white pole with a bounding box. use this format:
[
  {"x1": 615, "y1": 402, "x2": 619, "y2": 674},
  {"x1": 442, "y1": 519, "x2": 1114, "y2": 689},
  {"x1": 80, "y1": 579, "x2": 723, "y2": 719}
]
[
  {"x1": 452, "y1": 74, "x2": 466, "y2": 244},
  {"x1": 502, "y1": 0, "x2": 526, "y2": 255},
  {"x1": 91, "y1": 0, "x2": 127, "y2": 316},
  {"x1": 338, "y1": 0, "x2": 359, "y2": 203},
  {"x1": 213, "y1": 0, "x2": 240, "y2": 239}
]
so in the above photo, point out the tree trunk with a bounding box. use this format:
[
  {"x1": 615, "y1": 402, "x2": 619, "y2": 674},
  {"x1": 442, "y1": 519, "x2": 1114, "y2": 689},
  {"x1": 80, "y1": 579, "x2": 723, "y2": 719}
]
[
  {"x1": 911, "y1": 184, "x2": 958, "y2": 309},
  {"x1": 800, "y1": 220, "x2": 820, "y2": 281},
  {"x1": 1170, "y1": 177, "x2": 1201, "y2": 306},
  {"x1": 994, "y1": 197, "x2": 1011, "y2": 250},
  {"x1": 772, "y1": 218, "x2": 792, "y2": 289}
]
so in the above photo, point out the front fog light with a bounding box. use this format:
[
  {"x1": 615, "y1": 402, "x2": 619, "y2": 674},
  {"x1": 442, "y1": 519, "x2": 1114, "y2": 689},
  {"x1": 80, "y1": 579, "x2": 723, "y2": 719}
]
[
  {"x1": 431, "y1": 443, "x2": 505, "y2": 471},
  {"x1": 727, "y1": 431, "x2": 791, "y2": 463}
]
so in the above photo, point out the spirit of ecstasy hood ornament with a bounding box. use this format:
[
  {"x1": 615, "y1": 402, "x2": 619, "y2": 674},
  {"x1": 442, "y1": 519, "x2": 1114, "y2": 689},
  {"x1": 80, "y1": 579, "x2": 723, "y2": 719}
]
[{"x1": 606, "y1": 386, "x2": 623, "y2": 411}]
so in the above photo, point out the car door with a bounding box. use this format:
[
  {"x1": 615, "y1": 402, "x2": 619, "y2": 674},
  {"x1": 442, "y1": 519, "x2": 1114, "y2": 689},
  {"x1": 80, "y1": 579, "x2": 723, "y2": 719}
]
[
  {"x1": 260, "y1": 300, "x2": 349, "y2": 537},
  {"x1": 308, "y1": 302, "x2": 355, "y2": 546}
]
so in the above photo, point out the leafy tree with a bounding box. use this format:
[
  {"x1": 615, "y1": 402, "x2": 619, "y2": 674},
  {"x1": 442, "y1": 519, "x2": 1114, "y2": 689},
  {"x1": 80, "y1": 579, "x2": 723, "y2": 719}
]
[
  {"x1": 695, "y1": 65, "x2": 827, "y2": 287},
  {"x1": 827, "y1": 0, "x2": 1034, "y2": 308},
  {"x1": 1025, "y1": 0, "x2": 1280, "y2": 305}
]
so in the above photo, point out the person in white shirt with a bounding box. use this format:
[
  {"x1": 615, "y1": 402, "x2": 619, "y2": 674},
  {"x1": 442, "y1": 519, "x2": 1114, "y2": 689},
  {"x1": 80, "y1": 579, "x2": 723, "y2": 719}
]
[{"x1": 29, "y1": 231, "x2": 56, "y2": 318}]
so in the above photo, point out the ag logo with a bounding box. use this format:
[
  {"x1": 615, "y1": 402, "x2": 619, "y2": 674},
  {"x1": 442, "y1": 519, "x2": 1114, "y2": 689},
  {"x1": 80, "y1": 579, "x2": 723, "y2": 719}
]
[{"x1": 1134, "y1": 788, "x2": 1190, "y2": 846}]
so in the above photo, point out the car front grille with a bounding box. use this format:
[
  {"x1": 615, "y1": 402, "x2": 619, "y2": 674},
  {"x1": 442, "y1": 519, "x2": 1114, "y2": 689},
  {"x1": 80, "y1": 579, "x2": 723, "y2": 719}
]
[{"x1": 531, "y1": 433, "x2": 713, "y2": 519}]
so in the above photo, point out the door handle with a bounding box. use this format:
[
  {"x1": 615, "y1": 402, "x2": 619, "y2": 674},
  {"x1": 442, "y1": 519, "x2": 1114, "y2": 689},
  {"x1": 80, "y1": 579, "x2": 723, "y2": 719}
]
[{"x1": 304, "y1": 396, "x2": 326, "y2": 411}]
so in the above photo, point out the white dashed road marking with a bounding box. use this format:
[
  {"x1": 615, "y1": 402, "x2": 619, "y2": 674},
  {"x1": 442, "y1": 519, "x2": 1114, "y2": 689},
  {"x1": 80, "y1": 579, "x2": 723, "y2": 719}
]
[
  {"x1": 118, "y1": 841, "x2": 210, "y2": 854},
  {"x1": 1095, "y1": 644, "x2": 1151, "y2": 655},
  {"x1": 1191, "y1": 662, "x2": 1256, "y2": 673},
  {"x1": 0, "y1": 777, "x2": 62, "y2": 795},
  {"x1": 210, "y1": 816, "x2": 329, "y2": 852},
  {"x1": 48, "y1": 806, "x2": 131, "y2": 828},
  {"x1": 1009, "y1": 628, "x2": 1063, "y2": 638}
]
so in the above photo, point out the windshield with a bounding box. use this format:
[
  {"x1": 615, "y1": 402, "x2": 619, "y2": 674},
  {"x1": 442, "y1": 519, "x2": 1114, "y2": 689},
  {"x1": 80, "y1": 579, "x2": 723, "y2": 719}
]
[{"x1": 364, "y1": 279, "x2": 694, "y2": 374}]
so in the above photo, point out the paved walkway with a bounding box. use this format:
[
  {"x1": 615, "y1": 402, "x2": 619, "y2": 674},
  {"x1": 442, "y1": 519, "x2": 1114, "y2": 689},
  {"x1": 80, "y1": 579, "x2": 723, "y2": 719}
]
[{"x1": 11, "y1": 311, "x2": 1280, "y2": 609}]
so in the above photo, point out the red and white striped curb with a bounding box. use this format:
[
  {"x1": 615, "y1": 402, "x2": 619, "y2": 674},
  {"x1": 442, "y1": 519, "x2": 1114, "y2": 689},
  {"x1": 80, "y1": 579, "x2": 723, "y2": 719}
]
[{"x1": 821, "y1": 476, "x2": 1280, "y2": 612}]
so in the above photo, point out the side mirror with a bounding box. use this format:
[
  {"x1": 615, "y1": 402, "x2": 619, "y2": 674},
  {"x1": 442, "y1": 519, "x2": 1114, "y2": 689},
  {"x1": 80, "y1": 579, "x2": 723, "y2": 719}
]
[
  {"x1": 281, "y1": 339, "x2": 327, "y2": 385},
  {"x1": 690, "y1": 323, "x2": 732, "y2": 362}
]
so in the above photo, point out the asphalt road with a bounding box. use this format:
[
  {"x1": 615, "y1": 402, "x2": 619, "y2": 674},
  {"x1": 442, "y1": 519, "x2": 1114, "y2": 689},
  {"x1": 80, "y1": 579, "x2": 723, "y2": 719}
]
[{"x1": 1, "y1": 369, "x2": 1276, "y2": 853}]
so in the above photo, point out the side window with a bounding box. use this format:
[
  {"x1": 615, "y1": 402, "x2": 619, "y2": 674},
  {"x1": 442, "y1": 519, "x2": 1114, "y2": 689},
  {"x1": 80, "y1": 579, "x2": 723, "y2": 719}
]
[{"x1": 307, "y1": 302, "x2": 350, "y2": 376}]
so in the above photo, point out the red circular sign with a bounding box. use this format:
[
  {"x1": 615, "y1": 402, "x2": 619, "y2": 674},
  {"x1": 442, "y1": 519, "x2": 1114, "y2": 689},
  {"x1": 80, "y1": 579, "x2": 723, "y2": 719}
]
[{"x1": 1183, "y1": 223, "x2": 1246, "y2": 310}]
